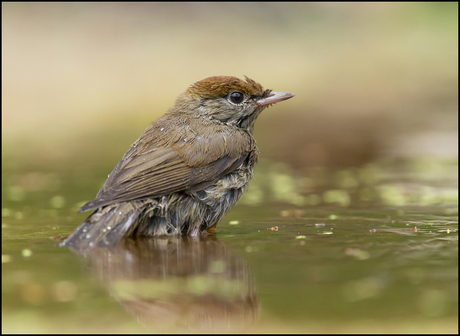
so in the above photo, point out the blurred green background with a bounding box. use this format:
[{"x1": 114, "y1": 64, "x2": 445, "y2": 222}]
[
  {"x1": 2, "y1": 2, "x2": 458, "y2": 334},
  {"x1": 3, "y1": 2, "x2": 457, "y2": 170}
]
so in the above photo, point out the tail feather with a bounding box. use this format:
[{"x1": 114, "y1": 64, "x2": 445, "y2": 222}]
[{"x1": 60, "y1": 203, "x2": 142, "y2": 250}]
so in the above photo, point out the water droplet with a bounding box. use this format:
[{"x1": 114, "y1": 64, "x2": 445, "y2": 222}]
[
  {"x1": 183, "y1": 138, "x2": 187, "y2": 142},
  {"x1": 119, "y1": 212, "x2": 122, "y2": 215},
  {"x1": 107, "y1": 226, "x2": 111, "y2": 230},
  {"x1": 89, "y1": 242, "x2": 93, "y2": 247},
  {"x1": 82, "y1": 228, "x2": 87, "y2": 233},
  {"x1": 160, "y1": 128, "x2": 164, "y2": 131},
  {"x1": 102, "y1": 229, "x2": 106, "y2": 233},
  {"x1": 86, "y1": 234, "x2": 91, "y2": 239}
]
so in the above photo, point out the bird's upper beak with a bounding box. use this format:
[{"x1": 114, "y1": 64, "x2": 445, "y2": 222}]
[{"x1": 256, "y1": 91, "x2": 295, "y2": 107}]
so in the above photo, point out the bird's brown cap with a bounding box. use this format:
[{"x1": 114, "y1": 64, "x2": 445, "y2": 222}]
[{"x1": 188, "y1": 76, "x2": 268, "y2": 99}]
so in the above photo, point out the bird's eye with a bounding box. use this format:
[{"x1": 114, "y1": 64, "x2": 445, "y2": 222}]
[{"x1": 228, "y1": 91, "x2": 245, "y2": 105}]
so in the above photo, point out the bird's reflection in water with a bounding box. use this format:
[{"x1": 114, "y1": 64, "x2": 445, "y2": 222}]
[{"x1": 74, "y1": 235, "x2": 259, "y2": 332}]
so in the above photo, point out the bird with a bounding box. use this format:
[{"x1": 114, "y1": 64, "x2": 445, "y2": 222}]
[{"x1": 61, "y1": 76, "x2": 294, "y2": 249}]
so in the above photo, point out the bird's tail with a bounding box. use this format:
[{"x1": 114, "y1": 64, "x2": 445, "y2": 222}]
[{"x1": 60, "y1": 202, "x2": 143, "y2": 250}]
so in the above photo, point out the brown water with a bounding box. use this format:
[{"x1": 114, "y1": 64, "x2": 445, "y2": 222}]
[
  {"x1": 2, "y1": 159, "x2": 457, "y2": 333},
  {"x1": 2, "y1": 3, "x2": 458, "y2": 333}
]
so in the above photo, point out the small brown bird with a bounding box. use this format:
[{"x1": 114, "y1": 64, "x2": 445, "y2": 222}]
[{"x1": 61, "y1": 76, "x2": 294, "y2": 249}]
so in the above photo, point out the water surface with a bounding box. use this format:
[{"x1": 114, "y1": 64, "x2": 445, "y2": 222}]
[{"x1": 2, "y1": 160, "x2": 458, "y2": 333}]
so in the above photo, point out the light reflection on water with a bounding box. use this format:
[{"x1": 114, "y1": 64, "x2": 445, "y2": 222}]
[
  {"x1": 1, "y1": 159, "x2": 458, "y2": 333},
  {"x1": 74, "y1": 236, "x2": 259, "y2": 332}
]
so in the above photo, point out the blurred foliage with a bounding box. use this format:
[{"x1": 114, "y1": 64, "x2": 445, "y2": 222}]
[
  {"x1": 2, "y1": 3, "x2": 457, "y2": 333},
  {"x1": 2, "y1": 2, "x2": 458, "y2": 169}
]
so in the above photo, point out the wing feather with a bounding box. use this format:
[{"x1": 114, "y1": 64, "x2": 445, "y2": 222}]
[{"x1": 80, "y1": 118, "x2": 255, "y2": 212}]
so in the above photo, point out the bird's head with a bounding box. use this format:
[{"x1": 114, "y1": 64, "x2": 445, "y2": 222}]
[{"x1": 173, "y1": 76, "x2": 295, "y2": 132}]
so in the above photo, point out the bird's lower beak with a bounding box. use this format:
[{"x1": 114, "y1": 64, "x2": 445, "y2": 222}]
[{"x1": 256, "y1": 91, "x2": 295, "y2": 107}]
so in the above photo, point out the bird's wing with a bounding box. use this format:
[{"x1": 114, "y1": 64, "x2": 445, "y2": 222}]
[{"x1": 79, "y1": 124, "x2": 253, "y2": 212}]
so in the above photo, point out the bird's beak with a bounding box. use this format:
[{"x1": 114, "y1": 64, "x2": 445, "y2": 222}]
[{"x1": 256, "y1": 91, "x2": 295, "y2": 107}]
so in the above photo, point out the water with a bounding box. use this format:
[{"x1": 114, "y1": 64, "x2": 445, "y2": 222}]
[{"x1": 2, "y1": 160, "x2": 458, "y2": 333}]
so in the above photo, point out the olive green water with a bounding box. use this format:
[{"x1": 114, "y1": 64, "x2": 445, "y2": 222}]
[
  {"x1": 2, "y1": 2, "x2": 458, "y2": 333},
  {"x1": 2, "y1": 158, "x2": 457, "y2": 333}
]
